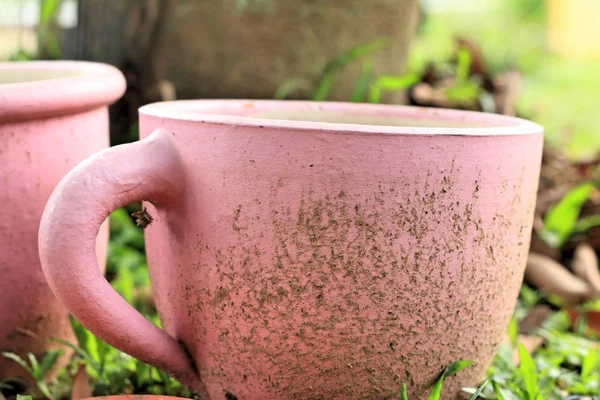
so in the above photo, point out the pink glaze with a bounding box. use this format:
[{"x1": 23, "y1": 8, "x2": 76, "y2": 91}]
[
  {"x1": 39, "y1": 100, "x2": 543, "y2": 399},
  {"x1": 0, "y1": 61, "x2": 125, "y2": 380}
]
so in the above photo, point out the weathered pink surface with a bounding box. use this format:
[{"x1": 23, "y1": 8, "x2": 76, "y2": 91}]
[
  {"x1": 0, "y1": 61, "x2": 125, "y2": 380},
  {"x1": 39, "y1": 100, "x2": 543, "y2": 399}
]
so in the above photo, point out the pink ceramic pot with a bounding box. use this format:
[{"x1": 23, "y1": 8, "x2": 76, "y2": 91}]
[
  {"x1": 0, "y1": 61, "x2": 125, "y2": 380},
  {"x1": 39, "y1": 100, "x2": 543, "y2": 399}
]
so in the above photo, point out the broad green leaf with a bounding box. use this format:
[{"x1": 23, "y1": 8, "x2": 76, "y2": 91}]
[
  {"x1": 518, "y1": 343, "x2": 541, "y2": 400},
  {"x1": 427, "y1": 360, "x2": 474, "y2": 400},
  {"x1": 38, "y1": 349, "x2": 63, "y2": 379},
  {"x1": 541, "y1": 183, "x2": 594, "y2": 247},
  {"x1": 580, "y1": 347, "x2": 597, "y2": 381},
  {"x1": 17, "y1": 395, "x2": 33, "y2": 400}
]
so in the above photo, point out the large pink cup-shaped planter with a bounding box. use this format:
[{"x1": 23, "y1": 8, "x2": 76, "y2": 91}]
[
  {"x1": 0, "y1": 61, "x2": 125, "y2": 380},
  {"x1": 39, "y1": 100, "x2": 543, "y2": 399}
]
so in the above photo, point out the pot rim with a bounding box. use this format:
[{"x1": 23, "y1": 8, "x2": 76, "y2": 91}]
[
  {"x1": 81, "y1": 396, "x2": 190, "y2": 400},
  {"x1": 139, "y1": 99, "x2": 543, "y2": 137},
  {"x1": 0, "y1": 60, "x2": 126, "y2": 122}
]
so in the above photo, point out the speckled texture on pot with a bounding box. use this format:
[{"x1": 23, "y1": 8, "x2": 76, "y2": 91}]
[
  {"x1": 0, "y1": 61, "x2": 125, "y2": 380},
  {"x1": 39, "y1": 100, "x2": 543, "y2": 399}
]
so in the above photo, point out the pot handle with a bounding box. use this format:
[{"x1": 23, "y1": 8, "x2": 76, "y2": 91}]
[{"x1": 38, "y1": 129, "x2": 202, "y2": 391}]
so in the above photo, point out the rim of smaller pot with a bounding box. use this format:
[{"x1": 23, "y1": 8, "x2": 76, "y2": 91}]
[
  {"x1": 80, "y1": 396, "x2": 191, "y2": 400},
  {"x1": 0, "y1": 60, "x2": 126, "y2": 123}
]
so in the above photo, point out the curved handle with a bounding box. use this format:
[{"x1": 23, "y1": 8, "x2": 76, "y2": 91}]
[{"x1": 38, "y1": 129, "x2": 203, "y2": 392}]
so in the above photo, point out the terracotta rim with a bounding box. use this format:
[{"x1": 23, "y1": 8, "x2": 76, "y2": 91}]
[
  {"x1": 0, "y1": 60, "x2": 126, "y2": 122},
  {"x1": 139, "y1": 99, "x2": 543, "y2": 137}
]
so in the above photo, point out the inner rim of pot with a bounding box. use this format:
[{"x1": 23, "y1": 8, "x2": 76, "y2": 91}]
[
  {"x1": 0, "y1": 69, "x2": 85, "y2": 84},
  {"x1": 140, "y1": 99, "x2": 543, "y2": 136}
]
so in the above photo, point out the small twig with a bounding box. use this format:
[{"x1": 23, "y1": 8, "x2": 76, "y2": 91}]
[{"x1": 14, "y1": 327, "x2": 37, "y2": 338}]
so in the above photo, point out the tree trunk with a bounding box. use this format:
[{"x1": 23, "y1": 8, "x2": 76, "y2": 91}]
[{"x1": 147, "y1": 0, "x2": 420, "y2": 103}]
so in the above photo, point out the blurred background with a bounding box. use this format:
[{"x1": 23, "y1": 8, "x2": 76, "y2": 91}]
[
  {"x1": 3, "y1": 0, "x2": 600, "y2": 398},
  {"x1": 1, "y1": 0, "x2": 599, "y2": 158}
]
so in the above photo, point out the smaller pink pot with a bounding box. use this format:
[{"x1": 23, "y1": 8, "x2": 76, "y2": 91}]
[
  {"x1": 82, "y1": 396, "x2": 190, "y2": 400},
  {"x1": 0, "y1": 61, "x2": 125, "y2": 381}
]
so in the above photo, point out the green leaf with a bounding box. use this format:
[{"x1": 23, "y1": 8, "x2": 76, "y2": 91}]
[
  {"x1": 112, "y1": 265, "x2": 135, "y2": 304},
  {"x1": 400, "y1": 383, "x2": 408, "y2": 400},
  {"x1": 312, "y1": 39, "x2": 388, "y2": 101},
  {"x1": 427, "y1": 360, "x2": 474, "y2": 400},
  {"x1": 573, "y1": 214, "x2": 600, "y2": 234},
  {"x1": 274, "y1": 78, "x2": 312, "y2": 100},
  {"x1": 350, "y1": 61, "x2": 373, "y2": 103},
  {"x1": 40, "y1": 0, "x2": 62, "y2": 24},
  {"x1": 541, "y1": 183, "x2": 594, "y2": 248},
  {"x1": 37, "y1": 381, "x2": 54, "y2": 400},
  {"x1": 27, "y1": 353, "x2": 39, "y2": 378},
  {"x1": 2, "y1": 352, "x2": 33, "y2": 375},
  {"x1": 444, "y1": 82, "x2": 480, "y2": 102},
  {"x1": 456, "y1": 47, "x2": 473, "y2": 83},
  {"x1": 38, "y1": 349, "x2": 63, "y2": 379},
  {"x1": 468, "y1": 379, "x2": 490, "y2": 399},
  {"x1": 580, "y1": 346, "x2": 597, "y2": 381},
  {"x1": 368, "y1": 74, "x2": 419, "y2": 104},
  {"x1": 16, "y1": 395, "x2": 33, "y2": 400},
  {"x1": 518, "y1": 343, "x2": 541, "y2": 400}
]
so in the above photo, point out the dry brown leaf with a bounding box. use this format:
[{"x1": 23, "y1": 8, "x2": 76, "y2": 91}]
[
  {"x1": 518, "y1": 304, "x2": 553, "y2": 335},
  {"x1": 525, "y1": 252, "x2": 593, "y2": 306},
  {"x1": 71, "y1": 364, "x2": 92, "y2": 400},
  {"x1": 572, "y1": 243, "x2": 600, "y2": 296},
  {"x1": 512, "y1": 335, "x2": 545, "y2": 366}
]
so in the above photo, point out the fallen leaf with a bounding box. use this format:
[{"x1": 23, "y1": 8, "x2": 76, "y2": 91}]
[
  {"x1": 512, "y1": 335, "x2": 545, "y2": 366},
  {"x1": 525, "y1": 252, "x2": 593, "y2": 306},
  {"x1": 571, "y1": 243, "x2": 600, "y2": 296},
  {"x1": 518, "y1": 304, "x2": 553, "y2": 335}
]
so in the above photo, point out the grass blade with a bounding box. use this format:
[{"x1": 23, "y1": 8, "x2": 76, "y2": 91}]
[
  {"x1": 274, "y1": 78, "x2": 312, "y2": 100},
  {"x1": 400, "y1": 382, "x2": 408, "y2": 400},
  {"x1": 350, "y1": 61, "x2": 373, "y2": 102},
  {"x1": 427, "y1": 360, "x2": 474, "y2": 400},
  {"x1": 468, "y1": 379, "x2": 490, "y2": 399},
  {"x1": 2, "y1": 352, "x2": 33, "y2": 375},
  {"x1": 517, "y1": 343, "x2": 540, "y2": 400},
  {"x1": 312, "y1": 39, "x2": 388, "y2": 101},
  {"x1": 47, "y1": 338, "x2": 101, "y2": 372}
]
